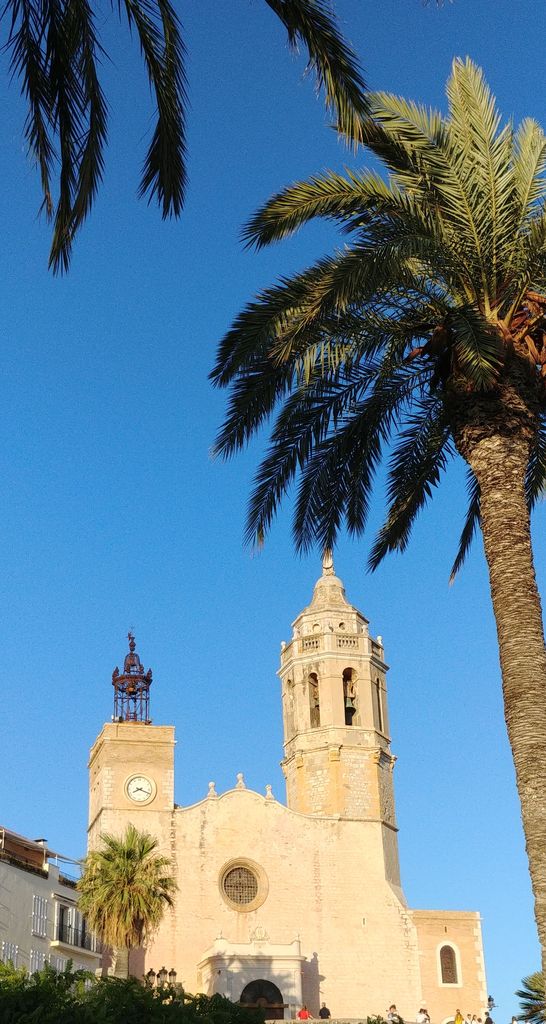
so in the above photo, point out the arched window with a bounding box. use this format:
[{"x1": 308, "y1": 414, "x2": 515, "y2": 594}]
[
  {"x1": 308, "y1": 672, "x2": 320, "y2": 728},
  {"x1": 343, "y1": 668, "x2": 357, "y2": 725},
  {"x1": 439, "y1": 944, "x2": 458, "y2": 984},
  {"x1": 374, "y1": 678, "x2": 384, "y2": 733}
]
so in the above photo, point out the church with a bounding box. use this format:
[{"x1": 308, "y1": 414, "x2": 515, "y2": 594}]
[{"x1": 87, "y1": 555, "x2": 487, "y2": 1020}]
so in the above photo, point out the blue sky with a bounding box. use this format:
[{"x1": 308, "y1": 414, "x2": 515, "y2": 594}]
[{"x1": 0, "y1": 0, "x2": 545, "y2": 1017}]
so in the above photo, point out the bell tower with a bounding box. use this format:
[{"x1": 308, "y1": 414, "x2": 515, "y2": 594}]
[
  {"x1": 87, "y1": 634, "x2": 175, "y2": 851},
  {"x1": 279, "y1": 553, "x2": 397, "y2": 828}
]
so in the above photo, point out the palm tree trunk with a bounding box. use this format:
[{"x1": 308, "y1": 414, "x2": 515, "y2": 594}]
[
  {"x1": 112, "y1": 946, "x2": 130, "y2": 978},
  {"x1": 460, "y1": 427, "x2": 546, "y2": 975}
]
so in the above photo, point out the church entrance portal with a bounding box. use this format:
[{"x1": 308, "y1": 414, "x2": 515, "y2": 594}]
[{"x1": 240, "y1": 980, "x2": 286, "y2": 1020}]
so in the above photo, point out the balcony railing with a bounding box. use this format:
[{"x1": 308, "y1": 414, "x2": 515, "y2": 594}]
[{"x1": 57, "y1": 922, "x2": 98, "y2": 952}]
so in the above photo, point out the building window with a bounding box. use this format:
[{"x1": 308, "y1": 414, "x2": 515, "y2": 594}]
[
  {"x1": 30, "y1": 950, "x2": 47, "y2": 974},
  {"x1": 50, "y1": 954, "x2": 68, "y2": 972},
  {"x1": 440, "y1": 944, "x2": 458, "y2": 984},
  {"x1": 219, "y1": 858, "x2": 268, "y2": 912},
  {"x1": 1, "y1": 941, "x2": 18, "y2": 966},
  {"x1": 32, "y1": 894, "x2": 48, "y2": 937}
]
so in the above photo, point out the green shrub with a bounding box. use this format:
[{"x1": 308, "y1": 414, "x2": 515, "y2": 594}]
[{"x1": 0, "y1": 963, "x2": 266, "y2": 1024}]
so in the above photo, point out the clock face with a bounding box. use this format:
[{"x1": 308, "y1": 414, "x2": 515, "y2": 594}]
[{"x1": 126, "y1": 774, "x2": 155, "y2": 804}]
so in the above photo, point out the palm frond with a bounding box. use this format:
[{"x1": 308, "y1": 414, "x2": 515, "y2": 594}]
[
  {"x1": 212, "y1": 354, "x2": 300, "y2": 457},
  {"x1": 121, "y1": 0, "x2": 187, "y2": 217},
  {"x1": 212, "y1": 291, "x2": 443, "y2": 460},
  {"x1": 213, "y1": 312, "x2": 385, "y2": 458},
  {"x1": 445, "y1": 58, "x2": 515, "y2": 300},
  {"x1": 449, "y1": 468, "x2": 481, "y2": 582},
  {"x1": 45, "y1": 0, "x2": 83, "y2": 272},
  {"x1": 50, "y1": 0, "x2": 108, "y2": 270},
  {"x1": 360, "y1": 89, "x2": 488, "y2": 293},
  {"x1": 264, "y1": 0, "x2": 369, "y2": 140},
  {"x1": 513, "y1": 119, "x2": 546, "y2": 222},
  {"x1": 6, "y1": 0, "x2": 110, "y2": 271},
  {"x1": 211, "y1": 244, "x2": 427, "y2": 389},
  {"x1": 502, "y1": 212, "x2": 546, "y2": 318},
  {"x1": 516, "y1": 973, "x2": 545, "y2": 1024},
  {"x1": 5, "y1": 0, "x2": 56, "y2": 220},
  {"x1": 290, "y1": 358, "x2": 420, "y2": 553},
  {"x1": 5, "y1": 0, "x2": 186, "y2": 270},
  {"x1": 364, "y1": 90, "x2": 445, "y2": 162},
  {"x1": 449, "y1": 304, "x2": 503, "y2": 387},
  {"x1": 243, "y1": 169, "x2": 395, "y2": 249},
  {"x1": 245, "y1": 369, "x2": 371, "y2": 547},
  {"x1": 526, "y1": 416, "x2": 546, "y2": 508},
  {"x1": 291, "y1": 408, "x2": 382, "y2": 555},
  {"x1": 368, "y1": 399, "x2": 452, "y2": 569}
]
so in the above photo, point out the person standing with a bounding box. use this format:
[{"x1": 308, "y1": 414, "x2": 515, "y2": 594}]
[
  {"x1": 319, "y1": 1005, "x2": 331, "y2": 1019},
  {"x1": 455, "y1": 1010, "x2": 464, "y2": 1024},
  {"x1": 416, "y1": 1009, "x2": 430, "y2": 1024},
  {"x1": 388, "y1": 1006, "x2": 404, "y2": 1024},
  {"x1": 298, "y1": 1007, "x2": 312, "y2": 1020}
]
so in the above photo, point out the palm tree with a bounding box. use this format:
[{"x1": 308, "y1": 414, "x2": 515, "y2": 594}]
[
  {"x1": 77, "y1": 823, "x2": 177, "y2": 978},
  {"x1": 5, "y1": 0, "x2": 369, "y2": 273},
  {"x1": 517, "y1": 973, "x2": 545, "y2": 1024},
  {"x1": 211, "y1": 58, "x2": 546, "y2": 969}
]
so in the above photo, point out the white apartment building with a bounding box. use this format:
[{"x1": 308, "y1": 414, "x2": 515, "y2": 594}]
[{"x1": 0, "y1": 825, "x2": 100, "y2": 975}]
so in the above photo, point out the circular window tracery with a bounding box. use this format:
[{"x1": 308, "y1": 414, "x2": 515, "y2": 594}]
[
  {"x1": 223, "y1": 866, "x2": 258, "y2": 905},
  {"x1": 219, "y1": 858, "x2": 268, "y2": 912}
]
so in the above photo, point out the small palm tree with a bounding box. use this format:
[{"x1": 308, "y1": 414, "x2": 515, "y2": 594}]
[
  {"x1": 212, "y1": 59, "x2": 546, "y2": 970},
  {"x1": 4, "y1": 0, "x2": 369, "y2": 272},
  {"x1": 517, "y1": 973, "x2": 545, "y2": 1024},
  {"x1": 77, "y1": 823, "x2": 177, "y2": 978}
]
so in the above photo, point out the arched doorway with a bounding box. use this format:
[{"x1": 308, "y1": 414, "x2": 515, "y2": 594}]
[{"x1": 240, "y1": 979, "x2": 286, "y2": 1019}]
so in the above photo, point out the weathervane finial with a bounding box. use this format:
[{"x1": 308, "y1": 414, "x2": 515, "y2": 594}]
[{"x1": 322, "y1": 549, "x2": 335, "y2": 576}]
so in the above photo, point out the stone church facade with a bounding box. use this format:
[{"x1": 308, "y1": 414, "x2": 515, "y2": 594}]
[{"x1": 87, "y1": 558, "x2": 487, "y2": 1020}]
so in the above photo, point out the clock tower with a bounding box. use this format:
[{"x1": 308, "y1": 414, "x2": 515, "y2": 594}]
[{"x1": 87, "y1": 634, "x2": 175, "y2": 851}]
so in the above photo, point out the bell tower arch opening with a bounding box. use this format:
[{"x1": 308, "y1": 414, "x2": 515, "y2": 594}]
[
  {"x1": 342, "y1": 667, "x2": 357, "y2": 725},
  {"x1": 374, "y1": 676, "x2": 384, "y2": 733},
  {"x1": 308, "y1": 672, "x2": 320, "y2": 728},
  {"x1": 283, "y1": 679, "x2": 295, "y2": 740}
]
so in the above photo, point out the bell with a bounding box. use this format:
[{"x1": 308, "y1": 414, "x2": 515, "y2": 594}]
[{"x1": 345, "y1": 697, "x2": 356, "y2": 711}]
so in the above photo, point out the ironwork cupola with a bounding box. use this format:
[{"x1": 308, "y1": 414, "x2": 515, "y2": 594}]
[{"x1": 112, "y1": 632, "x2": 152, "y2": 723}]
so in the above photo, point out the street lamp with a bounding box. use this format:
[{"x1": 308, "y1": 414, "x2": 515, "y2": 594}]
[
  {"x1": 168, "y1": 968, "x2": 177, "y2": 984},
  {"x1": 146, "y1": 968, "x2": 156, "y2": 986},
  {"x1": 488, "y1": 997, "x2": 496, "y2": 1014},
  {"x1": 157, "y1": 966, "x2": 168, "y2": 986}
]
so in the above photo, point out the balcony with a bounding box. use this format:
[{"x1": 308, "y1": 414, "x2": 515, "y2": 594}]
[{"x1": 54, "y1": 921, "x2": 100, "y2": 954}]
